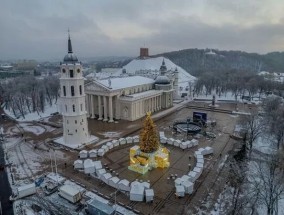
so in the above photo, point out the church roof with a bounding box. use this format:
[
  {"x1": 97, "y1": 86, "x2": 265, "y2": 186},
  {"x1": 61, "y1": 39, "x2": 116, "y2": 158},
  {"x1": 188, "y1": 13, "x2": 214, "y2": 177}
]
[
  {"x1": 114, "y1": 57, "x2": 196, "y2": 83},
  {"x1": 98, "y1": 76, "x2": 154, "y2": 91},
  {"x1": 155, "y1": 75, "x2": 170, "y2": 85}
]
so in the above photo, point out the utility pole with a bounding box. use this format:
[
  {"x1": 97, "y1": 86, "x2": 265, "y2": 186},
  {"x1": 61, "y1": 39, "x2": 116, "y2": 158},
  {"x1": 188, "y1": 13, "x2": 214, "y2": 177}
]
[{"x1": 53, "y1": 149, "x2": 59, "y2": 185}]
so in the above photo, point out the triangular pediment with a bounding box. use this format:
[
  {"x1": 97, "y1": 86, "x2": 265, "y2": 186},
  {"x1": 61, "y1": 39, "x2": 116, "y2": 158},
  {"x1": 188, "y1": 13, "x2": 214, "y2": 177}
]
[{"x1": 85, "y1": 81, "x2": 111, "y2": 93}]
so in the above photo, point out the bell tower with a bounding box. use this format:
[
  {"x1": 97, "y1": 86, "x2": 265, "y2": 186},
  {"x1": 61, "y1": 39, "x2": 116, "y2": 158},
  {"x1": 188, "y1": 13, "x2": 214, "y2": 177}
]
[{"x1": 59, "y1": 32, "x2": 89, "y2": 146}]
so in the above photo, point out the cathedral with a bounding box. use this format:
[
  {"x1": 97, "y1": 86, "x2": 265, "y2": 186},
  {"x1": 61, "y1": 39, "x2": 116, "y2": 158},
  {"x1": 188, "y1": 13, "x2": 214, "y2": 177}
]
[{"x1": 85, "y1": 59, "x2": 175, "y2": 122}]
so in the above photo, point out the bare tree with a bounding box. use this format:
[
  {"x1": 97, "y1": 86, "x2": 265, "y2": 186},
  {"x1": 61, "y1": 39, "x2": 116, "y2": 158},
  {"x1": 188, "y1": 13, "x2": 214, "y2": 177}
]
[
  {"x1": 249, "y1": 154, "x2": 284, "y2": 215},
  {"x1": 239, "y1": 113, "x2": 263, "y2": 156}
]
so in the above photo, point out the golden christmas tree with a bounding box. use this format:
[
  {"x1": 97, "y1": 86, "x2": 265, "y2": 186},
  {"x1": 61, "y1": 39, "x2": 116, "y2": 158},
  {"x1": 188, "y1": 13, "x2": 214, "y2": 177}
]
[{"x1": 139, "y1": 112, "x2": 159, "y2": 153}]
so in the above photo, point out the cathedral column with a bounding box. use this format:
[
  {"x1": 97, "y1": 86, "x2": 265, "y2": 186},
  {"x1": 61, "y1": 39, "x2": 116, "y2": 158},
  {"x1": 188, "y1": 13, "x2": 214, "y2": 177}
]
[
  {"x1": 85, "y1": 94, "x2": 89, "y2": 117},
  {"x1": 91, "y1": 95, "x2": 95, "y2": 118},
  {"x1": 98, "y1": 95, "x2": 103, "y2": 120},
  {"x1": 103, "y1": 96, "x2": 108, "y2": 121},
  {"x1": 108, "y1": 96, "x2": 114, "y2": 122}
]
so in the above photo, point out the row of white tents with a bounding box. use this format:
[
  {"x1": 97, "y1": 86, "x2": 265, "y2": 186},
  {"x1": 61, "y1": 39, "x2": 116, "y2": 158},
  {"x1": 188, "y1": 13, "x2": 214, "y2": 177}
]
[
  {"x1": 160, "y1": 132, "x2": 199, "y2": 149},
  {"x1": 175, "y1": 147, "x2": 213, "y2": 197},
  {"x1": 79, "y1": 136, "x2": 140, "y2": 159},
  {"x1": 73, "y1": 159, "x2": 155, "y2": 202}
]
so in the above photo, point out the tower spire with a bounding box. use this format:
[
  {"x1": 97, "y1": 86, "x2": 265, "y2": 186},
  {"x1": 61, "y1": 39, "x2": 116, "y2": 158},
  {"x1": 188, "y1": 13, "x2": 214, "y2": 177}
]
[{"x1": 68, "y1": 28, "x2": 73, "y2": 53}]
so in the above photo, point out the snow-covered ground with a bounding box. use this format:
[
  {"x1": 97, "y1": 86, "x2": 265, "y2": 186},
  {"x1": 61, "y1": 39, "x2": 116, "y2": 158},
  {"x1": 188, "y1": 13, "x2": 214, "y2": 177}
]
[{"x1": 4, "y1": 103, "x2": 59, "y2": 122}]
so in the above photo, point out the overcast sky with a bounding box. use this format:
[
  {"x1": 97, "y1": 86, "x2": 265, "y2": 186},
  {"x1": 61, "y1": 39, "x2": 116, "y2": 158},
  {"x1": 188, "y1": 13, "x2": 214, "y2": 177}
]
[{"x1": 1, "y1": 0, "x2": 284, "y2": 60}]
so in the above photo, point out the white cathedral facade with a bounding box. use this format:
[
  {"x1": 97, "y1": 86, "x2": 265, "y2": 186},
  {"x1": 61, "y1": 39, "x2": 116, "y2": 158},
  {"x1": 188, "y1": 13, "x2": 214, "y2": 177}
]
[{"x1": 85, "y1": 59, "x2": 175, "y2": 122}]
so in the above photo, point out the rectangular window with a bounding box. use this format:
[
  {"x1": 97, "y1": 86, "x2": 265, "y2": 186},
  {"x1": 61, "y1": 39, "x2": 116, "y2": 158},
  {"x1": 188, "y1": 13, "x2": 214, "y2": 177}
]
[
  {"x1": 63, "y1": 86, "x2": 66, "y2": 96},
  {"x1": 79, "y1": 85, "x2": 82, "y2": 95},
  {"x1": 70, "y1": 70, "x2": 74, "y2": 78},
  {"x1": 71, "y1": 86, "x2": 75, "y2": 96},
  {"x1": 80, "y1": 103, "x2": 83, "y2": 111},
  {"x1": 73, "y1": 105, "x2": 75, "y2": 112}
]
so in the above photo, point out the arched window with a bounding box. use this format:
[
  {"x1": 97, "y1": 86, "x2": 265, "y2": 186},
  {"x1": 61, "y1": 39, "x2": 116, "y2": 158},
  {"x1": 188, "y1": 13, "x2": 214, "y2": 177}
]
[
  {"x1": 79, "y1": 85, "x2": 82, "y2": 95},
  {"x1": 77, "y1": 69, "x2": 80, "y2": 73},
  {"x1": 70, "y1": 70, "x2": 74, "y2": 78},
  {"x1": 72, "y1": 105, "x2": 75, "y2": 112},
  {"x1": 63, "y1": 86, "x2": 66, "y2": 96},
  {"x1": 75, "y1": 120, "x2": 77, "y2": 124},
  {"x1": 71, "y1": 86, "x2": 75, "y2": 96}
]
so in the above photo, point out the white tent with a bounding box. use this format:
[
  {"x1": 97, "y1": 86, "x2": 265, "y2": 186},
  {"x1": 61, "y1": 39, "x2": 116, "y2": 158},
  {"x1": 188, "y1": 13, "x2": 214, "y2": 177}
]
[
  {"x1": 196, "y1": 162, "x2": 203, "y2": 169},
  {"x1": 89, "y1": 149, "x2": 98, "y2": 158},
  {"x1": 180, "y1": 175, "x2": 190, "y2": 182},
  {"x1": 84, "y1": 159, "x2": 95, "y2": 174},
  {"x1": 197, "y1": 158, "x2": 204, "y2": 165},
  {"x1": 131, "y1": 181, "x2": 140, "y2": 188},
  {"x1": 159, "y1": 131, "x2": 165, "y2": 138},
  {"x1": 167, "y1": 138, "x2": 174, "y2": 145},
  {"x1": 93, "y1": 160, "x2": 102, "y2": 170},
  {"x1": 79, "y1": 150, "x2": 88, "y2": 159},
  {"x1": 191, "y1": 139, "x2": 198, "y2": 146},
  {"x1": 174, "y1": 139, "x2": 182, "y2": 147},
  {"x1": 180, "y1": 141, "x2": 188, "y2": 149},
  {"x1": 106, "y1": 142, "x2": 114, "y2": 149},
  {"x1": 119, "y1": 138, "x2": 126, "y2": 145},
  {"x1": 182, "y1": 181, "x2": 194, "y2": 194},
  {"x1": 96, "y1": 168, "x2": 106, "y2": 178},
  {"x1": 203, "y1": 146, "x2": 214, "y2": 155},
  {"x1": 193, "y1": 167, "x2": 202, "y2": 179},
  {"x1": 133, "y1": 136, "x2": 139, "y2": 143},
  {"x1": 175, "y1": 185, "x2": 185, "y2": 197},
  {"x1": 194, "y1": 150, "x2": 202, "y2": 158},
  {"x1": 118, "y1": 179, "x2": 130, "y2": 192},
  {"x1": 186, "y1": 140, "x2": 193, "y2": 148},
  {"x1": 187, "y1": 171, "x2": 198, "y2": 182},
  {"x1": 145, "y1": 189, "x2": 154, "y2": 202},
  {"x1": 142, "y1": 182, "x2": 150, "y2": 189},
  {"x1": 112, "y1": 139, "x2": 119, "y2": 147},
  {"x1": 97, "y1": 149, "x2": 105, "y2": 157},
  {"x1": 126, "y1": 136, "x2": 133, "y2": 144},
  {"x1": 108, "y1": 177, "x2": 120, "y2": 189},
  {"x1": 175, "y1": 178, "x2": 182, "y2": 186},
  {"x1": 101, "y1": 173, "x2": 112, "y2": 184},
  {"x1": 160, "y1": 136, "x2": 168, "y2": 144},
  {"x1": 130, "y1": 184, "x2": 144, "y2": 201},
  {"x1": 73, "y1": 160, "x2": 83, "y2": 169},
  {"x1": 101, "y1": 145, "x2": 109, "y2": 152}
]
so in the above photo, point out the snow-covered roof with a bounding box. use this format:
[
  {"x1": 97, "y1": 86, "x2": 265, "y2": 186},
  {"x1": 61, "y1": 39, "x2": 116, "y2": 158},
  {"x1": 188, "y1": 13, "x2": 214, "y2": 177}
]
[
  {"x1": 114, "y1": 57, "x2": 196, "y2": 83},
  {"x1": 17, "y1": 183, "x2": 35, "y2": 192},
  {"x1": 84, "y1": 159, "x2": 94, "y2": 168},
  {"x1": 119, "y1": 90, "x2": 162, "y2": 101},
  {"x1": 98, "y1": 76, "x2": 154, "y2": 91},
  {"x1": 59, "y1": 184, "x2": 80, "y2": 196},
  {"x1": 118, "y1": 179, "x2": 130, "y2": 186}
]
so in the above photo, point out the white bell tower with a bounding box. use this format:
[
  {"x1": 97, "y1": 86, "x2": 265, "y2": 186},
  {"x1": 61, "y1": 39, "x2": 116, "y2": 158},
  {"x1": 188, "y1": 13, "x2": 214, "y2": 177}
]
[{"x1": 59, "y1": 32, "x2": 89, "y2": 146}]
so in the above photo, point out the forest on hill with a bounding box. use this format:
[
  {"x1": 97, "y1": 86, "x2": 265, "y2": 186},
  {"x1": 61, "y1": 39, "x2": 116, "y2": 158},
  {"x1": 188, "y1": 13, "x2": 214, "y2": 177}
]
[{"x1": 153, "y1": 49, "x2": 284, "y2": 77}]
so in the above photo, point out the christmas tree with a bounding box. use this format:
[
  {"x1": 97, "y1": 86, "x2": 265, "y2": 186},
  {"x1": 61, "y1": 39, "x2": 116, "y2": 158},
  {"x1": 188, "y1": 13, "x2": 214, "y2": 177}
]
[{"x1": 139, "y1": 112, "x2": 159, "y2": 153}]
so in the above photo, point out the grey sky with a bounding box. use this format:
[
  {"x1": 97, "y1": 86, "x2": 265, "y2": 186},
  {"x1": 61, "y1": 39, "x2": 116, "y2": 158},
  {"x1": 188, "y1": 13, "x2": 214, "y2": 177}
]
[{"x1": 1, "y1": 0, "x2": 284, "y2": 60}]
